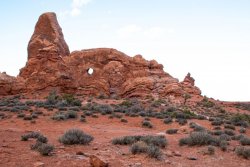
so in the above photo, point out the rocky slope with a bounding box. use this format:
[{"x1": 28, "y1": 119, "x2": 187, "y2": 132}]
[{"x1": 0, "y1": 12, "x2": 201, "y2": 99}]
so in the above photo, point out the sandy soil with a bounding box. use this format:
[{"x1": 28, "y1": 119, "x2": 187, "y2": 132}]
[{"x1": 0, "y1": 106, "x2": 249, "y2": 167}]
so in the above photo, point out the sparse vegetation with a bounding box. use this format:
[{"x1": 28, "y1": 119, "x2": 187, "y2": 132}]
[
  {"x1": 142, "y1": 120, "x2": 153, "y2": 128},
  {"x1": 166, "y1": 129, "x2": 178, "y2": 134},
  {"x1": 59, "y1": 129, "x2": 94, "y2": 145},
  {"x1": 235, "y1": 146, "x2": 250, "y2": 159}
]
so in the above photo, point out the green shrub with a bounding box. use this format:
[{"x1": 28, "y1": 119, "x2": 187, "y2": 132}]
[
  {"x1": 112, "y1": 135, "x2": 167, "y2": 148},
  {"x1": 130, "y1": 141, "x2": 148, "y2": 154},
  {"x1": 219, "y1": 140, "x2": 228, "y2": 151},
  {"x1": 240, "y1": 136, "x2": 250, "y2": 146},
  {"x1": 147, "y1": 145, "x2": 162, "y2": 159},
  {"x1": 239, "y1": 128, "x2": 246, "y2": 133},
  {"x1": 37, "y1": 143, "x2": 54, "y2": 156},
  {"x1": 224, "y1": 124, "x2": 235, "y2": 130},
  {"x1": 142, "y1": 121, "x2": 153, "y2": 128},
  {"x1": 224, "y1": 129, "x2": 235, "y2": 136},
  {"x1": 207, "y1": 145, "x2": 215, "y2": 155},
  {"x1": 21, "y1": 131, "x2": 42, "y2": 141},
  {"x1": 235, "y1": 146, "x2": 250, "y2": 159},
  {"x1": 59, "y1": 129, "x2": 94, "y2": 145},
  {"x1": 179, "y1": 132, "x2": 219, "y2": 146},
  {"x1": 166, "y1": 129, "x2": 178, "y2": 134},
  {"x1": 177, "y1": 118, "x2": 187, "y2": 125},
  {"x1": 163, "y1": 117, "x2": 172, "y2": 124}
]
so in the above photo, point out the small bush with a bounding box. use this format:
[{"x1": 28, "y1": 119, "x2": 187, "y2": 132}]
[
  {"x1": 224, "y1": 124, "x2": 235, "y2": 130},
  {"x1": 224, "y1": 129, "x2": 235, "y2": 136},
  {"x1": 219, "y1": 134, "x2": 231, "y2": 141},
  {"x1": 37, "y1": 143, "x2": 54, "y2": 156},
  {"x1": 147, "y1": 145, "x2": 162, "y2": 160},
  {"x1": 219, "y1": 140, "x2": 228, "y2": 151},
  {"x1": 212, "y1": 130, "x2": 224, "y2": 136},
  {"x1": 163, "y1": 117, "x2": 172, "y2": 124},
  {"x1": 66, "y1": 110, "x2": 78, "y2": 119},
  {"x1": 21, "y1": 131, "x2": 42, "y2": 141},
  {"x1": 240, "y1": 136, "x2": 250, "y2": 146},
  {"x1": 179, "y1": 132, "x2": 219, "y2": 146},
  {"x1": 130, "y1": 141, "x2": 148, "y2": 154},
  {"x1": 142, "y1": 121, "x2": 153, "y2": 128},
  {"x1": 23, "y1": 115, "x2": 32, "y2": 120},
  {"x1": 235, "y1": 146, "x2": 250, "y2": 159},
  {"x1": 121, "y1": 118, "x2": 128, "y2": 123},
  {"x1": 239, "y1": 128, "x2": 246, "y2": 133},
  {"x1": 166, "y1": 129, "x2": 178, "y2": 134},
  {"x1": 59, "y1": 129, "x2": 94, "y2": 145},
  {"x1": 211, "y1": 120, "x2": 223, "y2": 126},
  {"x1": 51, "y1": 113, "x2": 67, "y2": 121},
  {"x1": 177, "y1": 118, "x2": 187, "y2": 125},
  {"x1": 207, "y1": 145, "x2": 215, "y2": 155},
  {"x1": 112, "y1": 135, "x2": 167, "y2": 148}
]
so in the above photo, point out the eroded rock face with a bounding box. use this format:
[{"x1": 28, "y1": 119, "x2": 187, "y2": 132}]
[
  {"x1": 1, "y1": 12, "x2": 201, "y2": 99},
  {"x1": 27, "y1": 12, "x2": 69, "y2": 60}
]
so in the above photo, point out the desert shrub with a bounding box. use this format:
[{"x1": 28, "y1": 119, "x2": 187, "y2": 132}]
[
  {"x1": 166, "y1": 129, "x2": 178, "y2": 134},
  {"x1": 37, "y1": 135, "x2": 48, "y2": 143},
  {"x1": 51, "y1": 112, "x2": 67, "y2": 121},
  {"x1": 212, "y1": 130, "x2": 224, "y2": 136},
  {"x1": 79, "y1": 117, "x2": 86, "y2": 122},
  {"x1": 219, "y1": 134, "x2": 231, "y2": 141},
  {"x1": 17, "y1": 113, "x2": 25, "y2": 118},
  {"x1": 142, "y1": 121, "x2": 153, "y2": 128},
  {"x1": 179, "y1": 132, "x2": 219, "y2": 146},
  {"x1": 231, "y1": 113, "x2": 250, "y2": 127},
  {"x1": 144, "y1": 117, "x2": 150, "y2": 121},
  {"x1": 196, "y1": 115, "x2": 206, "y2": 120},
  {"x1": 211, "y1": 119, "x2": 223, "y2": 126},
  {"x1": 176, "y1": 118, "x2": 187, "y2": 125},
  {"x1": 46, "y1": 90, "x2": 59, "y2": 105},
  {"x1": 240, "y1": 136, "x2": 250, "y2": 146},
  {"x1": 112, "y1": 135, "x2": 167, "y2": 148},
  {"x1": 224, "y1": 129, "x2": 235, "y2": 136},
  {"x1": 31, "y1": 114, "x2": 38, "y2": 119},
  {"x1": 23, "y1": 115, "x2": 32, "y2": 120},
  {"x1": 147, "y1": 145, "x2": 162, "y2": 160},
  {"x1": 219, "y1": 140, "x2": 228, "y2": 151},
  {"x1": 163, "y1": 117, "x2": 172, "y2": 124},
  {"x1": 94, "y1": 104, "x2": 113, "y2": 114},
  {"x1": 37, "y1": 143, "x2": 54, "y2": 156},
  {"x1": 199, "y1": 97, "x2": 215, "y2": 108},
  {"x1": 66, "y1": 110, "x2": 78, "y2": 119},
  {"x1": 239, "y1": 128, "x2": 246, "y2": 133},
  {"x1": 21, "y1": 131, "x2": 42, "y2": 141},
  {"x1": 224, "y1": 124, "x2": 235, "y2": 130},
  {"x1": 235, "y1": 146, "x2": 250, "y2": 159},
  {"x1": 207, "y1": 145, "x2": 215, "y2": 155},
  {"x1": 213, "y1": 126, "x2": 221, "y2": 130},
  {"x1": 91, "y1": 114, "x2": 99, "y2": 118},
  {"x1": 59, "y1": 129, "x2": 94, "y2": 145},
  {"x1": 62, "y1": 94, "x2": 82, "y2": 106},
  {"x1": 231, "y1": 134, "x2": 245, "y2": 141},
  {"x1": 121, "y1": 118, "x2": 128, "y2": 123},
  {"x1": 130, "y1": 141, "x2": 148, "y2": 154},
  {"x1": 31, "y1": 141, "x2": 54, "y2": 156}
]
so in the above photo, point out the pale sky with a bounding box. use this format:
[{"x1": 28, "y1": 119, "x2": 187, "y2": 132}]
[{"x1": 0, "y1": 0, "x2": 249, "y2": 101}]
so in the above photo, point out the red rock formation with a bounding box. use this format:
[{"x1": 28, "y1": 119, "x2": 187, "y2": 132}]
[
  {"x1": 27, "y1": 12, "x2": 69, "y2": 60},
  {"x1": 1, "y1": 12, "x2": 201, "y2": 99}
]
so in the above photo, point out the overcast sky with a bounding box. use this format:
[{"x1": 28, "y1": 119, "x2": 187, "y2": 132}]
[{"x1": 0, "y1": 0, "x2": 249, "y2": 101}]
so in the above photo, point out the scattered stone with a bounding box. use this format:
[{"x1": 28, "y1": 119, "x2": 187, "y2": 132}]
[
  {"x1": 33, "y1": 162, "x2": 45, "y2": 167},
  {"x1": 173, "y1": 151, "x2": 181, "y2": 157},
  {"x1": 165, "y1": 150, "x2": 173, "y2": 157},
  {"x1": 76, "y1": 151, "x2": 85, "y2": 155},
  {"x1": 187, "y1": 156, "x2": 198, "y2": 160},
  {"x1": 93, "y1": 147, "x2": 98, "y2": 150},
  {"x1": 89, "y1": 155, "x2": 109, "y2": 167}
]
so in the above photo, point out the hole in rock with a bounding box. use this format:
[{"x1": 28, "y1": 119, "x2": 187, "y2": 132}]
[{"x1": 87, "y1": 68, "x2": 94, "y2": 75}]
